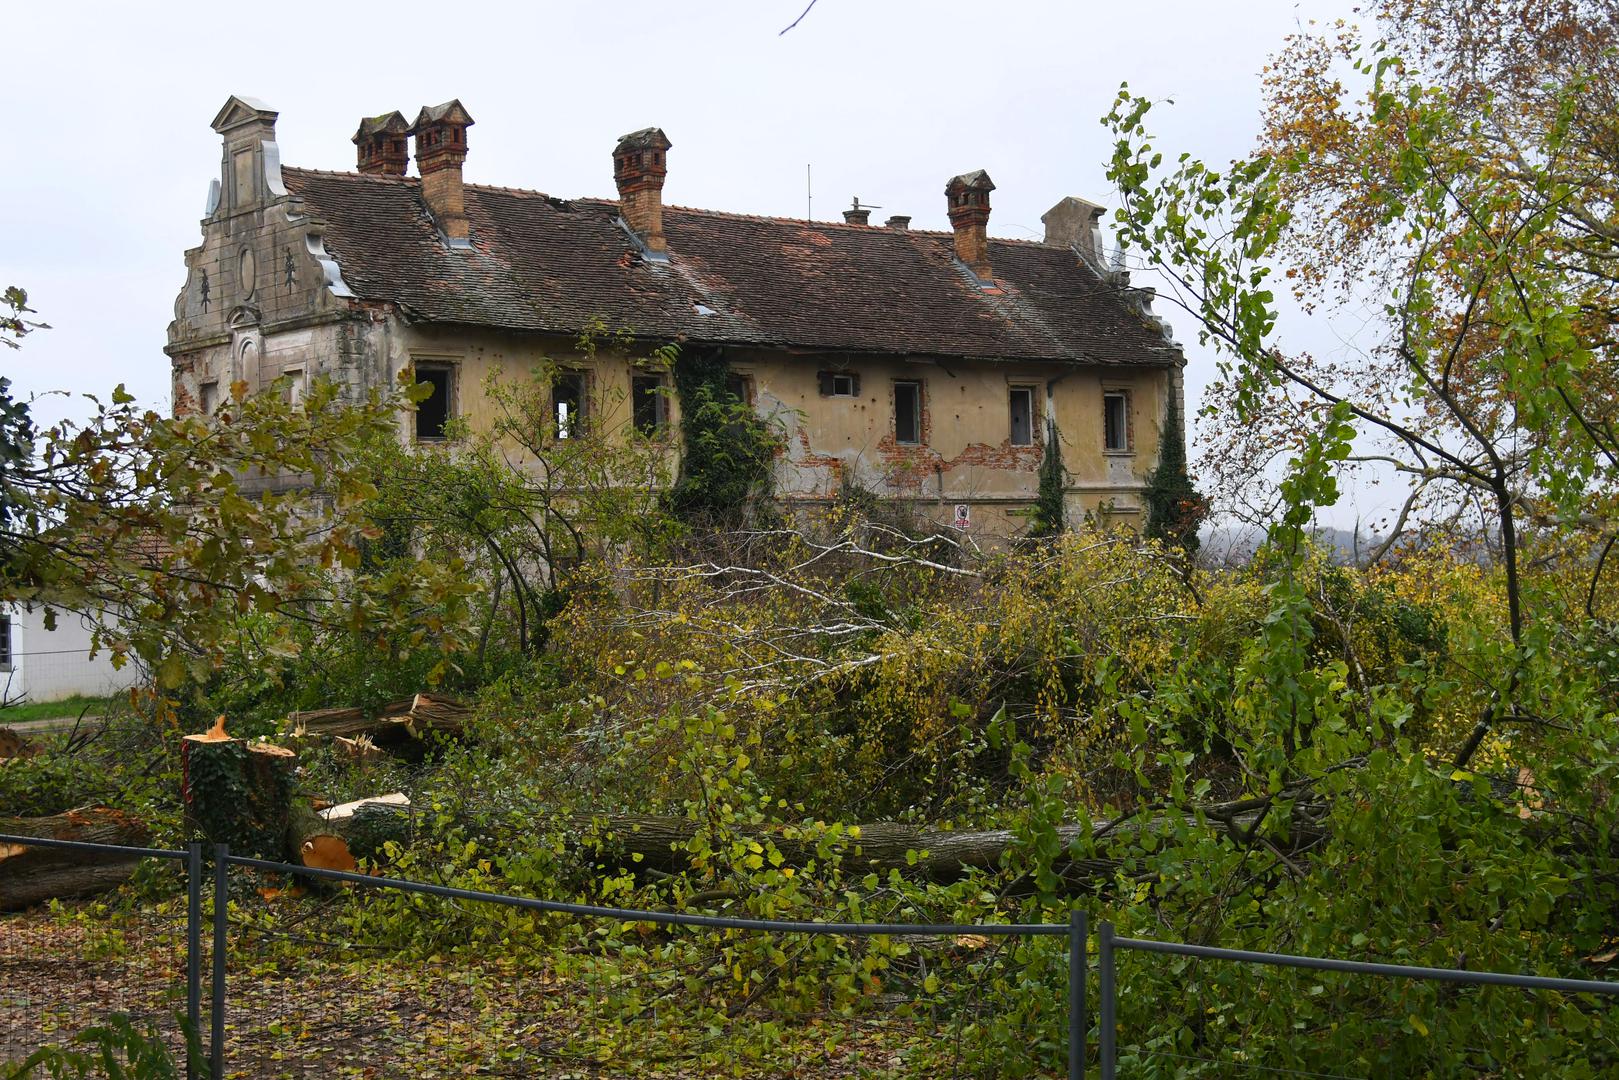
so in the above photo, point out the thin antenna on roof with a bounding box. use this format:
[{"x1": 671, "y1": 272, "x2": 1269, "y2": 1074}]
[{"x1": 806, "y1": 164, "x2": 812, "y2": 222}]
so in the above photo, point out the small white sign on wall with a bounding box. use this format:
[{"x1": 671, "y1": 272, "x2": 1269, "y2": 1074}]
[{"x1": 952, "y1": 504, "x2": 971, "y2": 530}]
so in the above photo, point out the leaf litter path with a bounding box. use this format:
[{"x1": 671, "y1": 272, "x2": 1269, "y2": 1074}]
[{"x1": 1, "y1": 907, "x2": 972, "y2": 1078}]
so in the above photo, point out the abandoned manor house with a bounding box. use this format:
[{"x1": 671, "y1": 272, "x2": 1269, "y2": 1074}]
[{"x1": 168, "y1": 96, "x2": 1185, "y2": 535}]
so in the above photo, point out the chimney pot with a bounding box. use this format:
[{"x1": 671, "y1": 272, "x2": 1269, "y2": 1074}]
[
  {"x1": 884, "y1": 215, "x2": 911, "y2": 230},
  {"x1": 410, "y1": 100, "x2": 475, "y2": 242},
  {"x1": 945, "y1": 170, "x2": 996, "y2": 281},
  {"x1": 353, "y1": 111, "x2": 410, "y2": 176},
  {"x1": 614, "y1": 127, "x2": 673, "y2": 254}
]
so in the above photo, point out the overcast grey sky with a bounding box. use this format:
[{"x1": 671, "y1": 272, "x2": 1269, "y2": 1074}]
[{"x1": 3, "y1": 0, "x2": 1380, "y2": 521}]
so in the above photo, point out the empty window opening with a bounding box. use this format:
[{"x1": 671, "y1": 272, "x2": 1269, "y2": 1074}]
[
  {"x1": 818, "y1": 371, "x2": 860, "y2": 397},
  {"x1": 199, "y1": 381, "x2": 219, "y2": 416},
  {"x1": 631, "y1": 372, "x2": 668, "y2": 435},
  {"x1": 0, "y1": 612, "x2": 10, "y2": 669},
  {"x1": 1104, "y1": 391, "x2": 1130, "y2": 452},
  {"x1": 554, "y1": 371, "x2": 588, "y2": 439},
  {"x1": 415, "y1": 365, "x2": 453, "y2": 440},
  {"x1": 284, "y1": 368, "x2": 306, "y2": 408},
  {"x1": 1009, "y1": 386, "x2": 1035, "y2": 446},
  {"x1": 894, "y1": 381, "x2": 923, "y2": 445}
]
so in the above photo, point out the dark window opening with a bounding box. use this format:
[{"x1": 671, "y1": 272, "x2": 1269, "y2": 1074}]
[
  {"x1": 1010, "y1": 386, "x2": 1035, "y2": 446},
  {"x1": 726, "y1": 373, "x2": 752, "y2": 404},
  {"x1": 632, "y1": 372, "x2": 668, "y2": 435},
  {"x1": 818, "y1": 371, "x2": 860, "y2": 397},
  {"x1": 554, "y1": 371, "x2": 588, "y2": 439},
  {"x1": 1104, "y1": 391, "x2": 1130, "y2": 452},
  {"x1": 894, "y1": 381, "x2": 922, "y2": 445},
  {"x1": 0, "y1": 612, "x2": 10, "y2": 669},
  {"x1": 416, "y1": 365, "x2": 452, "y2": 440}
]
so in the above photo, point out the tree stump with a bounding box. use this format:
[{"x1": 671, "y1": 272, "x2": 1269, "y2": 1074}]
[{"x1": 181, "y1": 717, "x2": 297, "y2": 859}]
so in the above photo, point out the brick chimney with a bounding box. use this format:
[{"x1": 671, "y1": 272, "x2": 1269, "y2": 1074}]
[
  {"x1": 411, "y1": 100, "x2": 475, "y2": 243},
  {"x1": 885, "y1": 215, "x2": 911, "y2": 230},
  {"x1": 946, "y1": 170, "x2": 996, "y2": 281},
  {"x1": 353, "y1": 112, "x2": 409, "y2": 176},
  {"x1": 614, "y1": 127, "x2": 672, "y2": 254},
  {"x1": 843, "y1": 197, "x2": 871, "y2": 225},
  {"x1": 1041, "y1": 196, "x2": 1106, "y2": 268}
]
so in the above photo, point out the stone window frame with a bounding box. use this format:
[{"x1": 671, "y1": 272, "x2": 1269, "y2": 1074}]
[
  {"x1": 1102, "y1": 388, "x2": 1133, "y2": 455},
  {"x1": 552, "y1": 368, "x2": 593, "y2": 441},
  {"x1": 1008, "y1": 384, "x2": 1039, "y2": 447},
  {"x1": 283, "y1": 366, "x2": 307, "y2": 408},
  {"x1": 893, "y1": 379, "x2": 925, "y2": 447},
  {"x1": 818, "y1": 371, "x2": 861, "y2": 398},
  {"x1": 412, "y1": 357, "x2": 460, "y2": 442},
  {"x1": 630, "y1": 367, "x2": 672, "y2": 438}
]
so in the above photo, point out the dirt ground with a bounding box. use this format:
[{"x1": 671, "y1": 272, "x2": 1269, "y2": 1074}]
[{"x1": 1, "y1": 906, "x2": 967, "y2": 1079}]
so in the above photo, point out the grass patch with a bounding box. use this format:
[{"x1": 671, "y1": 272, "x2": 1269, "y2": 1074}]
[{"x1": 0, "y1": 694, "x2": 115, "y2": 725}]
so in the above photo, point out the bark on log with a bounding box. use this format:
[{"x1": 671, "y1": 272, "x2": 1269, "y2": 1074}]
[
  {"x1": 0, "y1": 727, "x2": 40, "y2": 760},
  {"x1": 575, "y1": 806, "x2": 1301, "y2": 884},
  {"x1": 289, "y1": 694, "x2": 469, "y2": 756},
  {"x1": 286, "y1": 794, "x2": 415, "y2": 872},
  {"x1": 0, "y1": 808, "x2": 152, "y2": 910}
]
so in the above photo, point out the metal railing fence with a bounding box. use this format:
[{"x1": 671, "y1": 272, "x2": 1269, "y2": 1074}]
[
  {"x1": 0, "y1": 836, "x2": 201, "y2": 1078},
  {"x1": 6, "y1": 833, "x2": 1619, "y2": 1080},
  {"x1": 1093, "y1": 922, "x2": 1619, "y2": 1079}
]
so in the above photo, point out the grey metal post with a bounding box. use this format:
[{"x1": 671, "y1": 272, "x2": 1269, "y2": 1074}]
[
  {"x1": 1068, "y1": 908, "x2": 1087, "y2": 1080},
  {"x1": 211, "y1": 845, "x2": 228, "y2": 1080},
  {"x1": 1098, "y1": 921, "x2": 1116, "y2": 1080},
  {"x1": 186, "y1": 843, "x2": 202, "y2": 1080}
]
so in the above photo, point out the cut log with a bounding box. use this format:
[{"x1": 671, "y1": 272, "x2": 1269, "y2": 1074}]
[
  {"x1": 286, "y1": 793, "x2": 415, "y2": 873},
  {"x1": 0, "y1": 727, "x2": 40, "y2": 760},
  {"x1": 321, "y1": 792, "x2": 410, "y2": 823},
  {"x1": 0, "y1": 807, "x2": 152, "y2": 910},
  {"x1": 288, "y1": 799, "x2": 356, "y2": 874},
  {"x1": 289, "y1": 694, "x2": 469, "y2": 753},
  {"x1": 572, "y1": 806, "x2": 1304, "y2": 886}
]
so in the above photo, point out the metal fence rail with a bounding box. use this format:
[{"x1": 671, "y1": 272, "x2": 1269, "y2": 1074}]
[
  {"x1": 0, "y1": 837, "x2": 203, "y2": 1079},
  {"x1": 6, "y1": 833, "x2": 1619, "y2": 1080},
  {"x1": 1093, "y1": 921, "x2": 1619, "y2": 1080}
]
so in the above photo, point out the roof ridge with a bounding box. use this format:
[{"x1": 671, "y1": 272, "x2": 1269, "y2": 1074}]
[
  {"x1": 581, "y1": 196, "x2": 1047, "y2": 245},
  {"x1": 283, "y1": 166, "x2": 1055, "y2": 247},
  {"x1": 282, "y1": 165, "x2": 418, "y2": 185}
]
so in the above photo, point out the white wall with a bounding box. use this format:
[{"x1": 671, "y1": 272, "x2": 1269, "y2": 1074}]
[{"x1": 1, "y1": 606, "x2": 143, "y2": 705}]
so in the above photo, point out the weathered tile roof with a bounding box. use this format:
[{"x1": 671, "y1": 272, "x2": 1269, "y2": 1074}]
[{"x1": 282, "y1": 168, "x2": 1178, "y2": 365}]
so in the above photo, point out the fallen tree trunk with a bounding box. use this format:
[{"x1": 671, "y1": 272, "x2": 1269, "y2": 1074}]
[
  {"x1": 0, "y1": 727, "x2": 40, "y2": 759},
  {"x1": 575, "y1": 810, "x2": 1288, "y2": 882},
  {"x1": 289, "y1": 694, "x2": 469, "y2": 757},
  {"x1": 286, "y1": 794, "x2": 416, "y2": 873},
  {"x1": 0, "y1": 808, "x2": 152, "y2": 910}
]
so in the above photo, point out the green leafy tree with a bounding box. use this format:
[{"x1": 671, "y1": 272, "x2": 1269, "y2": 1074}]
[
  {"x1": 1104, "y1": 31, "x2": 1614, "y2": 763},
  {"x1": 0, "y1": 289, "x2": 477, "y2": 710}
]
